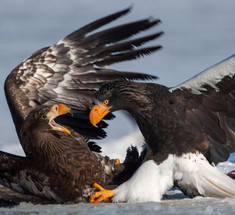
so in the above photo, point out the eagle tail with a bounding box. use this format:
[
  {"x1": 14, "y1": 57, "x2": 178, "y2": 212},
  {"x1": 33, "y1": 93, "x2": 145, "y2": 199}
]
[
  {"x1": 175, "y1": 152, "x2": 235, "y2": 198},
  {"x1": 195, "y1": 163, "x2": 235, "y2": 197}
]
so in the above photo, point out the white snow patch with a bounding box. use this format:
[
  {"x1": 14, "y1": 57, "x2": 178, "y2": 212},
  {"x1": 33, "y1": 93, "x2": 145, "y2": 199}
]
[
  {"x1": 2, "y1": 198, "x2": 235, "y2": 215},
  {"x1": 217, "y1": 161, "x2": 235, "y2": 174},
  {"x1": 98, "y1": 130, "x2": 145, "y2": 162}
]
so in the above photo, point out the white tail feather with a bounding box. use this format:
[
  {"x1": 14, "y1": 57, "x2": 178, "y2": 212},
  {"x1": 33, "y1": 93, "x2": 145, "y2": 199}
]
[
  {"x1": 174, "y1": 152, "x2": 235, "y2": 198},
  {"x1": 196, "y1": 164, "x2": 235, "y2": 197}
]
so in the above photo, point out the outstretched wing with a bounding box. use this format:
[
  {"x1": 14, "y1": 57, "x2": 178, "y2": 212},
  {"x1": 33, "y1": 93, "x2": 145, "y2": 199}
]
[
  {"x1": 171, "y1": 54, "x2": 235, "y2": 163},
  {"x1": 5, "y1": 8, "x2": 162, "y2": 138}
]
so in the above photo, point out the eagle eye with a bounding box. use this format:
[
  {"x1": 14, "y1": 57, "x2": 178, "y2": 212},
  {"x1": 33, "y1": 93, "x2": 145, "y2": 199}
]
[
  {"x1": 41, "y1": 114, "x2": 47, "y2": 120},
  {"x1": 103, "y1": 99, "x2": 109, "y2": 105}
]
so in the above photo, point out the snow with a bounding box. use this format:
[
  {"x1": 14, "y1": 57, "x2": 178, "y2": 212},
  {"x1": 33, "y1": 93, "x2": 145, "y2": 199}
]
[
  {"x1": 217, "y1": 161, "x2": 235, "y2": 174},
  {"x1": 99, "y1": 130, "x2": 145, "y2": 162},
  {"x1": 1, "y1": 198, "x2": 235, "y2": 215}
]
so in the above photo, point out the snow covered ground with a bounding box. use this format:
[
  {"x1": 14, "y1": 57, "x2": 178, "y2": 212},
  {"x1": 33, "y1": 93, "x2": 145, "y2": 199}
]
[{"x1": 1, "y1": 196, "x2": 235, "y2": 215}]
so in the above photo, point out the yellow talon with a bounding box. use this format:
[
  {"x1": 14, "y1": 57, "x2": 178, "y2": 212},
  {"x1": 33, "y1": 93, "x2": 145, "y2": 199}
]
[
  {"x1": 93, "y1": 182, "x2": 104, "y2": 191},
  {"x1": 89, "y1": 183, "x2": 114, "y2": 203},
  {"x1": 115, "y1": 158, "x2": 120, "y2": 165}
]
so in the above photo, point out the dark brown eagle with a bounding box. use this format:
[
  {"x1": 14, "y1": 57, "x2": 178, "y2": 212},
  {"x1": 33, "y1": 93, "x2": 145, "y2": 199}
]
[
  {"x1": 1, "y1": 8, "x2": 163, "y2": 204},
  {"x1": 89, "y1": 54, "x2": 235, "y2": 203}
]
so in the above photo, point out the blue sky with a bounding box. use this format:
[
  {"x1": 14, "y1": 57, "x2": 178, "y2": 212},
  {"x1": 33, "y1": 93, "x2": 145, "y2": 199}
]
[{"x1": 1, "y1": 0, "x2": 235, "y2": 153}]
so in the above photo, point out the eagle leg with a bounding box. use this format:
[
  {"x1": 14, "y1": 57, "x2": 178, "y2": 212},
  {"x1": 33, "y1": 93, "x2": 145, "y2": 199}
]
[{"x1": 89, "y1": 183, "x2": 114, "y2": 203}]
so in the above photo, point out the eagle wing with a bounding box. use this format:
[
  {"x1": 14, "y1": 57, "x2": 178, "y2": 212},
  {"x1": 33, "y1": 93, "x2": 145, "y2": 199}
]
[
  {"x1": 5, "y1": 8, "x2": 162, "y2": 138},
  {"x1": 171, "y1": 54, "x2": 235, "y2": 163}
]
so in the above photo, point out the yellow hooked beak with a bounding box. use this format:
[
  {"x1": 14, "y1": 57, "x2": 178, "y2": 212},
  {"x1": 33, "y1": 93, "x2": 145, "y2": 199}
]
[
  {"x1": 47, "y1": 104, "x2": 72, "y2": 135},
  {"x1": 89, "y1": 103, "x2": 112, "y2": 127}
]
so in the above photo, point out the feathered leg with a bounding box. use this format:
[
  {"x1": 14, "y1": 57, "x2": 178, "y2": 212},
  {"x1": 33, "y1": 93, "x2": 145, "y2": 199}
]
[{"x1": 90, "y1": 156, "x2": 175, "y2": 203}]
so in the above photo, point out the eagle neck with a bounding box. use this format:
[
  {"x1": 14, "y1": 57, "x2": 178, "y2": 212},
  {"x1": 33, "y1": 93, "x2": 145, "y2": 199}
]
[{"x1": 120, "y1": 84, "x2": 170, "y2": 154}]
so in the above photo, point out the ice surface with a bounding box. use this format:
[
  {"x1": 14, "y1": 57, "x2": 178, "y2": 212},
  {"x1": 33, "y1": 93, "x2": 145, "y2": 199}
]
[
  {"x1": 217, "y1": 161, "x2": 235, "y2": 174},
  {"x1": 1, "y1": 197, "x2": 235, "y2": 215}
]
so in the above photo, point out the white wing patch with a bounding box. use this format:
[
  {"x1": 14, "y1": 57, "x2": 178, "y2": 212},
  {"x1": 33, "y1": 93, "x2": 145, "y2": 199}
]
[{"x1": 171, "y1": 54, "x2": 235, "y2": 94}]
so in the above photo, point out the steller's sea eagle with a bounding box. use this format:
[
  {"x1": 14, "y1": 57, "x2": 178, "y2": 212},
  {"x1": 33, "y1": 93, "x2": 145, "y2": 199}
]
[{"x1": 89, "y1": 54, "x2": 235, "y2": 203}]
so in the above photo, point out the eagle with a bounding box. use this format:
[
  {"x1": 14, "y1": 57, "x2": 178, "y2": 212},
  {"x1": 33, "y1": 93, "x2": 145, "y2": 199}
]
[
  {"x1": 89, "y1": 54, "x2": 235, "y2": 203},
  {"x1": 1, "y1": 8, "x2": 163, "y2": 203}
]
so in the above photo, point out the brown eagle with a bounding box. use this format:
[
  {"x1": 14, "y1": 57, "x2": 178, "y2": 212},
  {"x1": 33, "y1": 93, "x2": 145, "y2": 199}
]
[{"x1": 1, "y1": 8, "x2": 163, "y2": 204}]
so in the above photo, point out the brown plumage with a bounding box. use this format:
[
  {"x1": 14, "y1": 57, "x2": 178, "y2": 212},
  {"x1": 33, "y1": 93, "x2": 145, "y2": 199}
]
[
  {"x1": 89, "y1": 54, "x2": 235, "y2": 202},
  {"x1": 0, "y1": 104, "x2": 144, "y2": 203},
  {"x1": 1, "y1": 8, "x2": 162, "y2": 204},
  {"x1": 18, "y1": 104, "x2": 120, "y2": 202},
  {"x1": 93, "y1": 80, "x2": 234, "y2": 162}
]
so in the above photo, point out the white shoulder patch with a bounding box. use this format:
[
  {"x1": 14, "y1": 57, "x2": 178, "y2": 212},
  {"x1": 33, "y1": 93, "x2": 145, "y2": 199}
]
[{"x1": 170, "y1": 54, "x2": 235, "y2": 94}]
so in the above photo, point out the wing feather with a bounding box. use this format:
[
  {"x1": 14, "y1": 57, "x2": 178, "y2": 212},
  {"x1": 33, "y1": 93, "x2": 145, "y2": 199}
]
[
  {"x1": 171, "y1": 54, "x2": 235, "y2": 94},
  {"x1": 5, "y1": 8, "x2": 161, "y2": 138},
  {"x1": 172, "y1": 55, "x2": 235, "y2": 163}
]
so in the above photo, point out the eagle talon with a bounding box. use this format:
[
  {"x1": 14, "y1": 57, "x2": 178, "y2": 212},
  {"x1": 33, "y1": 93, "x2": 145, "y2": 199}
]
[
  {"x1": 114, "y1": 158, "x2": 120, "y2": 165},
  {"x1": 89, "y1": 182, "x2": 114, "y2": 203}
]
